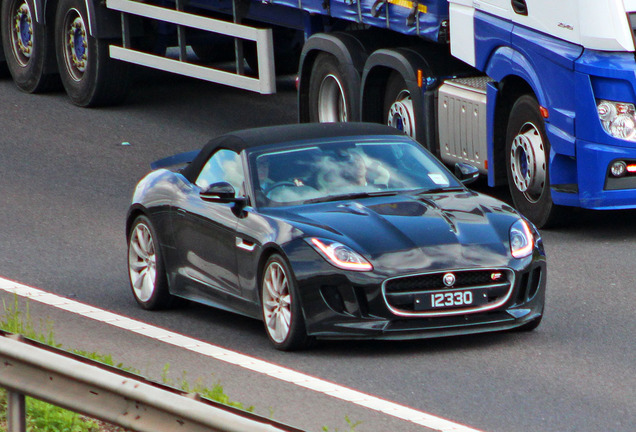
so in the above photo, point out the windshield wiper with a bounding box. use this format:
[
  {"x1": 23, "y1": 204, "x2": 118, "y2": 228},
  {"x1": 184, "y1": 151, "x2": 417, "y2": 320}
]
[{"x1": 304, "y1": 190, "x2": 400, "y2": 204}]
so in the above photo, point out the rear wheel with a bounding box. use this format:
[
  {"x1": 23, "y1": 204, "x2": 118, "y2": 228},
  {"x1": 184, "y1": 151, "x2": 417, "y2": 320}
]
[
  {"x1": 261, "y1": 254, "x2": 312, "y2": 351},
  {"x1": 127, "y1": 215, "x2": 173, "y2": 310},
  {"x1": 384, "y1": 71, "x2": 417, "y2": 139},
  {"x1": 308, "y1": 52, "x2": 352, "y2": 123},
  {"x1": 1, "y1": 0, "x2": 59, "y2": 92},
  {"x1": 505, "y1": 95, "x2": 564, "y2": 228},
  {"x1": 55, "y1": 0, "x2": 130, "y2": 106}
]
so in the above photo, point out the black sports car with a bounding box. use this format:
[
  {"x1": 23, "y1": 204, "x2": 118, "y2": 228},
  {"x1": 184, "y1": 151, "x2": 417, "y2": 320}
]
[{"x1": 126, "y1": 123, "x2": 546, "y2": 350}]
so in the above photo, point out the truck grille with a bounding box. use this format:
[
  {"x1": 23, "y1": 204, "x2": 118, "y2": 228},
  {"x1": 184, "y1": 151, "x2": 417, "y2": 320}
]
[{"x1": 383, "y1": 269, "x2": 514, "y2": 317}]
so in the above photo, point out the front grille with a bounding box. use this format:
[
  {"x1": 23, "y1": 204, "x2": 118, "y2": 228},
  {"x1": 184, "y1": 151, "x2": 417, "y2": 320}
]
[
  {"x1": 385, "y1": 270, "x2": 509, "y2": 293},
  {"x1": 383, "y1": 269, "x2": 514, "y2": 317}
]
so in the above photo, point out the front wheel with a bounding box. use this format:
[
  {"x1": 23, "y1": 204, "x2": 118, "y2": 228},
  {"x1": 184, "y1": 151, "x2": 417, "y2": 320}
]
[
  {"x1": 505, "y1": 95, "x2": 564, "y2": 228},
  {"x1": 261, "y1": 254, "x2": 312, "y2": 351},
  {"x1": 515, "y1": 314, "x2": 543, "y2": 332},
  {"x1": 1, "y1": 0, "x2": 59, "y2": 92},
  {"x1": 55, "y1": 0, "x2": 130, "y2": 106},
  {"x1": 127, "y1": 215, "x2": 173, "y2": 310}
]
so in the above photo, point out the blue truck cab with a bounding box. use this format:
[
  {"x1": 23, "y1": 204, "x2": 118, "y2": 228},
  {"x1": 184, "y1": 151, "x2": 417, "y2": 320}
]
[{"x1": 447, "y1": 0, "x2": 636, "y2": 226}]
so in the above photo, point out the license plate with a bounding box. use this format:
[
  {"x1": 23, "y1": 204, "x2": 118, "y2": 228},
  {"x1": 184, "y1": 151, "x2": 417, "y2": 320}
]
[{"x1": 414, "y1": 289, "x2": 489, "y2": 311}]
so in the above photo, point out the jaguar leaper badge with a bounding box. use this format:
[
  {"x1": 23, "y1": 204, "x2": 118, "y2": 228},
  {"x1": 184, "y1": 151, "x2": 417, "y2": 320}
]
[{"x1": 443, "y1": 272, "x2": 456, "y2": 287}]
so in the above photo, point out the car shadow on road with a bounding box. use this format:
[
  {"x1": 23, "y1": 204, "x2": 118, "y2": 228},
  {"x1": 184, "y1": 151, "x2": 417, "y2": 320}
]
[{"x1": 309, "y1": 330, "x2": 531, "y2": 357}]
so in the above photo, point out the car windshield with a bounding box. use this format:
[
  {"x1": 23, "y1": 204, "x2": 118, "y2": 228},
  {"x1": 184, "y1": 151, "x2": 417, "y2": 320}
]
[{"x1": 248, "y1": 137, "x2": 462, "y2": 207}]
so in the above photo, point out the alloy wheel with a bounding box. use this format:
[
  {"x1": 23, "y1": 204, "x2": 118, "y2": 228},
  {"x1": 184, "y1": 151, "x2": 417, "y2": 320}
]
[
  {"x1": 128, "y1": 222, "x2": 157, "y2": 303},
  {"x1": 262, "y1": 261, "x2": 292, "y2": 343}
]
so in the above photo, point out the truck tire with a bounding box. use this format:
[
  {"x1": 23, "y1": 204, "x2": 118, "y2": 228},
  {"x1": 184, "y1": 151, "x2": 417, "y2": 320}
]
[
  {"x1": 384, "y1": 71, "x2": 417, "y2": 139},
  {"x1": 55, "y1": 0, "x2": 130, "y2": 106},
  {"x1": 308, "y1": 52, "x2": 353, "y2": 123},
  {"x1": 1, "y1": 0, "x2": 59, "y2": 92},
  {"x1": 505, "y1": 95, "x2": 564, "y2": 228}
]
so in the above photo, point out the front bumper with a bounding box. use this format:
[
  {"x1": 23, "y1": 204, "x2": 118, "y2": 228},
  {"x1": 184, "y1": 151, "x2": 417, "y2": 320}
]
[
  {"x1": 299, "y1": 256, "x2": 546, "y2": 340},
  {"x1": 554, "y1": 139, "x2": 636, "y2": 210}
]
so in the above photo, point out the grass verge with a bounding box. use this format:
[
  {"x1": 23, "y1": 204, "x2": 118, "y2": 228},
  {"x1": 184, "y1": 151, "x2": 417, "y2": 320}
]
[
  {"x1": 0, "y1": 296, "x2": 251, "y2": 432},
  {"x1": 0, "y1": 295, "x2": 361, "y2": 432}
]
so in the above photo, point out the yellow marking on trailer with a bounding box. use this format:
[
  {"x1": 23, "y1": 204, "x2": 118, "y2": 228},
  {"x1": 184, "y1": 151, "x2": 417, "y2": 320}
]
[{"x1": 387, "y1": 0, "x2": 428, "y2": 14}]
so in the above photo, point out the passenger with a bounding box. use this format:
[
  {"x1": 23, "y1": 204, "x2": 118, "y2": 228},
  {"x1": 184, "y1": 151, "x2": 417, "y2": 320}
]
[
  {"x1": 342, "y1": 151, "x2": 390, "y2": 188},
  {"x1": 343, "y1": 152, "x2": 368, "y2": 186}
]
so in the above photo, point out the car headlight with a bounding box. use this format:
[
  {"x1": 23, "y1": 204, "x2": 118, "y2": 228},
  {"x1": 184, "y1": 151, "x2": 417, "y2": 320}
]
[
  {"x1": 597, "y1": 99, "x2": 636, "y2": 141},
  {"x1": 510, "y1": 219, "x2": 534, "y2": 259},
  {"x1": 308, "y1": 238, "x2": 373, "y2": 271}
]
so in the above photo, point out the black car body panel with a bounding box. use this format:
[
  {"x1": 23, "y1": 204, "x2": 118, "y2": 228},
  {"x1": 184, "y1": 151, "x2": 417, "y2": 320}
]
[{"x1": 127, "y1": 123, "x2": 546, "y2": 343}]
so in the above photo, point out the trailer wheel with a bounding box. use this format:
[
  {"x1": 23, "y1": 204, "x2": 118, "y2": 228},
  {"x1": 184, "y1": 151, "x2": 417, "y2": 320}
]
[
  {"x1": 55, "y1": 0, "x2": 130, "y2": 106},
  {"x1": 506, "y1": 95, "x2": 563, "y2": 228},
  {"x1": 308, "y1": 52, "x2": 352, "y2": 123},
  {"x1": 1, "y1": 0, "x2": 59, "y2": 92},
  {"x1": 384, "y1": 71, "x2": 416, "y2": 139}
]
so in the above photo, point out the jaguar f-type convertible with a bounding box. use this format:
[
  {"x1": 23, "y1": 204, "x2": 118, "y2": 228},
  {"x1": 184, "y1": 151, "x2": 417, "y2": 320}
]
[{"x1": 126, "y1": 123, "x2": 546, "y2": 350}]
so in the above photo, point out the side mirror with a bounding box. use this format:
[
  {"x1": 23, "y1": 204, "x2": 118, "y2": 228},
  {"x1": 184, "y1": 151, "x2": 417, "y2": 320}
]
[
  {"x1": 454, "y1": 163, "x2": 480, "y2": 185},
  {"x1": 201, "y1": 182, "x2": 242, "y2": 203}
]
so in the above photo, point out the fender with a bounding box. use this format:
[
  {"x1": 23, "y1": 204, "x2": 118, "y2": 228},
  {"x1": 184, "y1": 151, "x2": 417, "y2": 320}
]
[
  {"x1": 360, "y1": 47, "x2": 435, "y2": 153},
  {"x1": 485, "y1": 46, "x2": 548, "y2": 110},
  {"x1": 484, "y1": 45, "x2": 580, "y2": 199},
  {"x1": 298, "y1": 32, "x2": 370, "y2": 123}
]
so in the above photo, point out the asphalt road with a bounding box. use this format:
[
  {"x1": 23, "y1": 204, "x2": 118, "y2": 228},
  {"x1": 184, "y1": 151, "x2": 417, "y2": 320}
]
[{"x1": 0, "y1": 71, "x2": 634, "y2": 432}]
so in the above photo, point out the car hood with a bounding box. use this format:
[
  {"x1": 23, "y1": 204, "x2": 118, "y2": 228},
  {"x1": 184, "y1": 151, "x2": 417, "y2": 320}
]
[{"x1": 273, "y1": 191, "x2": 521, "y2": 273}]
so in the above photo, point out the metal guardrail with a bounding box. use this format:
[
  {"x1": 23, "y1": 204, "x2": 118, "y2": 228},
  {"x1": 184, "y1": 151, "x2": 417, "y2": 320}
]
[{"x1": 0, "y1": 332, "x2": 303, "y2": 432}]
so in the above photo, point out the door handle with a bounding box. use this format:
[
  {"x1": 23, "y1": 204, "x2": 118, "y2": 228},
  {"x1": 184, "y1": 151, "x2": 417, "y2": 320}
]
[{"x1": 511, "y1": 0, "x2": 528, "y2": 16}]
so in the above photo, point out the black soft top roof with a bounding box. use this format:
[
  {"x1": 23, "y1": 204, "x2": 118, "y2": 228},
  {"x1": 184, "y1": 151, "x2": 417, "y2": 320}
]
[{"x1": 181, "y1": 122, "x2": 404, "y2": 183}]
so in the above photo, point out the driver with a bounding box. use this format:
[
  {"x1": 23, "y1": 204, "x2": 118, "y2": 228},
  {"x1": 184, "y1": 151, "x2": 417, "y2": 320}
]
[{"x1": 257, "y1": 157, "x2": 275, "y2": 193}]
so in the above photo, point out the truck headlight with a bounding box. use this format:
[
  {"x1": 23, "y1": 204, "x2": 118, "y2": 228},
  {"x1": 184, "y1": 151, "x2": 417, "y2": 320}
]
[{"x1": 597, "y1": 100, "x2": 636, "y2": 141}]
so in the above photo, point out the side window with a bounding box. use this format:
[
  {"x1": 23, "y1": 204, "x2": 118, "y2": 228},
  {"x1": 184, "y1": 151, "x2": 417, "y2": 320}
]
[{"x1": 195, "y1": 149, "x2": 244, "y2": 195}]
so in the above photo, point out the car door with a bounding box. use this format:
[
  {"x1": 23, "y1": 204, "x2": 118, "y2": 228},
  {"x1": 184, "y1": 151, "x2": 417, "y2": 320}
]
[{"x1": 171, "y1": 149, "x2": 244, "y2": 301}]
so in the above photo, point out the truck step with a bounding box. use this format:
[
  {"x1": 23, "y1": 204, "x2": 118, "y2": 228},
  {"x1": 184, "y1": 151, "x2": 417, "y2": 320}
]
[{"x1": 437, "y1": 76, "x2": 493, "y2": 173}]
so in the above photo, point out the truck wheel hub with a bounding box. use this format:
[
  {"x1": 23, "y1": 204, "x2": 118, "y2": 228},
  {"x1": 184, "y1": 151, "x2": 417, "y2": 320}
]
[
  {"x1": 317, "y1": 74, "x2": 347, "y2": 123},
  {"x1": 63, "y1": 11, "x2": 88, "y2": 80},
  {"x1": 510, "y1": 122, "x2": 546, "y2": 202},
  {"x1": 11, "y1": 2, "x2": 33, "y2": 65},
  {"x1": 387, "y1": 91, "x2": 416, "y2": 139}
]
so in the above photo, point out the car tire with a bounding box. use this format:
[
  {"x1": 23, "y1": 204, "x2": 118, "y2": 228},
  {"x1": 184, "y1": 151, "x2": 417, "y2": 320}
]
[
  {"x1": 384, "y1": 71, "x2": 417, "y2": 139},
  {"x1": 127, "y1": 215, "x2": 173, "y2": 310},
  {"x1": 514, "y1": 313, "x2": 543, "y2": 332},
  {"x1": 1, "y1": 0, "x2": 60, "y2": 92},
  {"x1": 261, "y1": 254, "x2": 312, "y2": 351},
  {"x1": 505, "y1": 95, "x2": 565, "y2": 228},
  {"x1": 54, "y1": 0, "x2": 130, "y2": 106},
  {"x1": 308, "y1": 52, "x2": 353, "y2": 123}
]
